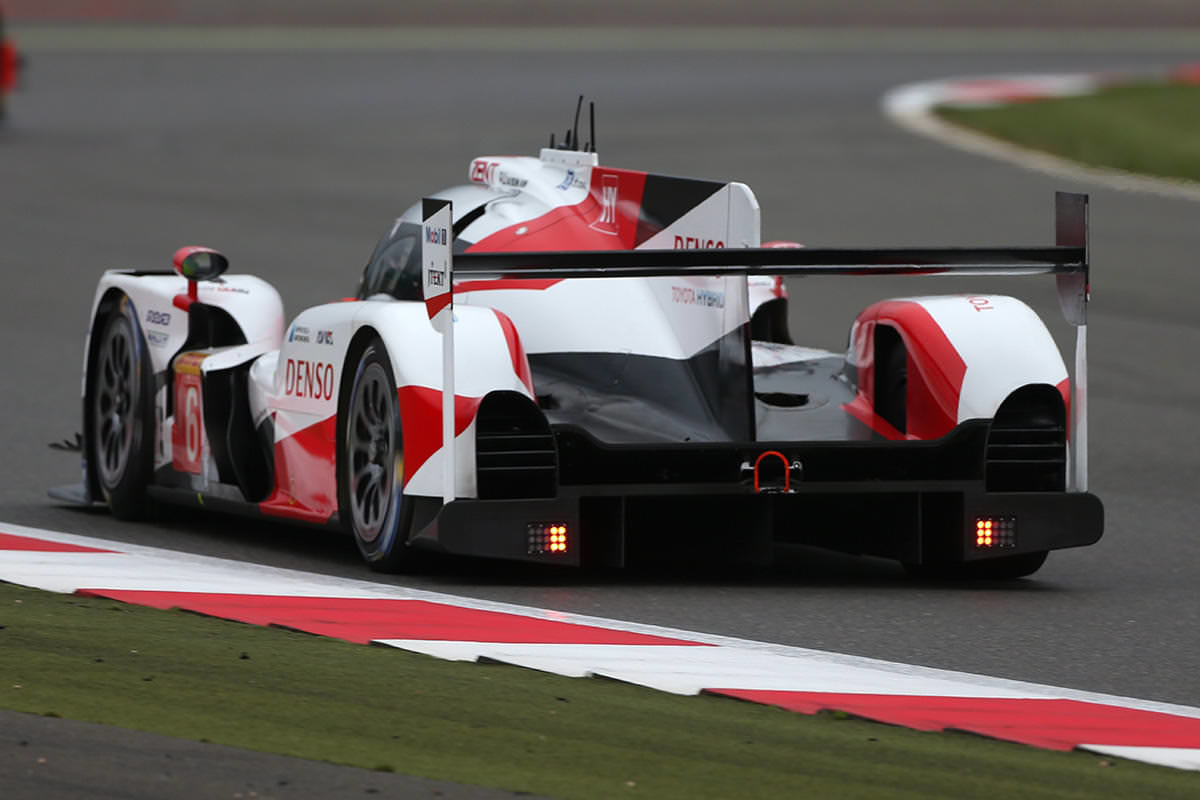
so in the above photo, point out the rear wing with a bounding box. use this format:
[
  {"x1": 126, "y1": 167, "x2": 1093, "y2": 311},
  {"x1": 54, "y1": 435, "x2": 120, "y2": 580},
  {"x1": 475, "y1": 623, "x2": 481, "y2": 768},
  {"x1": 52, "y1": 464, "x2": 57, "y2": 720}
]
[{"x1": 423, "y1": 192, "x2": 1090, "y2": 496}]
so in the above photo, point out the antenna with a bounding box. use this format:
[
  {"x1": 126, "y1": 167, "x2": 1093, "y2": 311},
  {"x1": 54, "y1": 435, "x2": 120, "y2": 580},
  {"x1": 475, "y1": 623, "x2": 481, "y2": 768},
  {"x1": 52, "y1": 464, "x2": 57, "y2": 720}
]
[
  {"x1": 571, "y1": 95, "x2": 583, "y2": 152},
  {"x1": 549, "y1": 97, "x2": 597, "y2": 151},
  {"x1": 589, "y1": 101, "x2": 596, "y2": 153}
]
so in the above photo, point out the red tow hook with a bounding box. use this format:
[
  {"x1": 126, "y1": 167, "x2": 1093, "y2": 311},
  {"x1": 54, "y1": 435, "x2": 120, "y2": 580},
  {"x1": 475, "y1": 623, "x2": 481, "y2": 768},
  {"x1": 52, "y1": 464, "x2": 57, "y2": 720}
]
[{"x1": 753, "y1": 450, "x2": 793, "y2": 494}]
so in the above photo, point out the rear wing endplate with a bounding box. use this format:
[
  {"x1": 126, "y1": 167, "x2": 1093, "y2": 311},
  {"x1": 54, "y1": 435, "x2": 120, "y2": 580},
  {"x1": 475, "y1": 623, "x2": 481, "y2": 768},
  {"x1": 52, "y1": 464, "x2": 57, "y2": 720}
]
[{"x1": 424, "y1": 192, "x2": 1090, "y2": 493}]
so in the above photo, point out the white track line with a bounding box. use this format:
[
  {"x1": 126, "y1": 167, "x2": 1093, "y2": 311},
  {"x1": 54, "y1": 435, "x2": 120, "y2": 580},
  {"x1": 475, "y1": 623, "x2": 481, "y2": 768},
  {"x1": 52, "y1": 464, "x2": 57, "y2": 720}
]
[
  {"x1": 882, "y1": 73, "x2": 1200, "y2": 202},
  {"x1": 5, "y1": 521, "x2": 1200, "y2": 770},
  {"x1": 3, "y1": 521, "x2": 1198, "y2": 718}
]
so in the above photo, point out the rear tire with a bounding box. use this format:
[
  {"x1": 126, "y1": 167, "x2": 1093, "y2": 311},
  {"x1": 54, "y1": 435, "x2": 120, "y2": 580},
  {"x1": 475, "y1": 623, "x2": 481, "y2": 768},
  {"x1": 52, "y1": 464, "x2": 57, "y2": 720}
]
[
  {"x1": 88, "y1": 299, "x2": 154, "y2": 519},
  {"x1": 750, "y1": 298, "x2": 794, "y2": 345},
  {"x1": 904, "y1": 551, "x2": 1048, "y2": 581},
  {"x1": 338, "y1": 337, "x2": 414, "y2": 571}
]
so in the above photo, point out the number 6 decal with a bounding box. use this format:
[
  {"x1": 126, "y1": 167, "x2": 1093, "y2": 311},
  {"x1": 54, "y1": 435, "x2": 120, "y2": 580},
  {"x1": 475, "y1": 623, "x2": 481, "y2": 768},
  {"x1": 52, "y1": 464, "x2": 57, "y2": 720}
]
[
  {"x1": 172, "y1": 352, "x2": 208, "y2": 474},
  {"x1": 184, "y1": 384, "x2": 201, "y2": 464}
]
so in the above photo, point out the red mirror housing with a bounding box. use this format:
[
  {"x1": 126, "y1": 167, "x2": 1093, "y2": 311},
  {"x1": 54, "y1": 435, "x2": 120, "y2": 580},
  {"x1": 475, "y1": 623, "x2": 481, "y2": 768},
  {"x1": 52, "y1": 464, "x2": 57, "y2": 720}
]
[{"x1": 172, "y1": 246, "x2": 229, "y2": 282}]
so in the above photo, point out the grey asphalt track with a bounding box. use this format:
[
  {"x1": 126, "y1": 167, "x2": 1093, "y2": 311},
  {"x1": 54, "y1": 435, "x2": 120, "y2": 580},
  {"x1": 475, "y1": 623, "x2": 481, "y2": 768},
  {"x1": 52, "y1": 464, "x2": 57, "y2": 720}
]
[
  {"x1": 0, "y1": 709, "x2": 542, "y2": 799},
  {"x1": 2, "y1": 24, "x2": 1199, "y2": 735}
]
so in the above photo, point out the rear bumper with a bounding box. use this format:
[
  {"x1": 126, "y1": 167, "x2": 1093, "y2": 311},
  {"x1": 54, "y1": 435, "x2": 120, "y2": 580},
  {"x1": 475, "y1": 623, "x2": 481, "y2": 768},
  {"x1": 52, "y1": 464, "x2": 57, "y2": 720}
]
[
  {"x1": 409, "y1": 485, "x2": 1103, "y2": 568},
  {"x1": 412, "y1": 419, "x2": 1101, "y2": 567}
]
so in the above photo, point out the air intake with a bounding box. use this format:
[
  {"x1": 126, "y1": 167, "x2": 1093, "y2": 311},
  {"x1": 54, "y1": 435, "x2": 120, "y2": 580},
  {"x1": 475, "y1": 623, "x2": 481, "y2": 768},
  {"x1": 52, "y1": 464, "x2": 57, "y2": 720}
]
[
  {"x1": 985, "y1": 385, "x2": 1066, "y2": 492},
  {"x1": 475, "y1": 392, "x2": 557, "y2": 500}
]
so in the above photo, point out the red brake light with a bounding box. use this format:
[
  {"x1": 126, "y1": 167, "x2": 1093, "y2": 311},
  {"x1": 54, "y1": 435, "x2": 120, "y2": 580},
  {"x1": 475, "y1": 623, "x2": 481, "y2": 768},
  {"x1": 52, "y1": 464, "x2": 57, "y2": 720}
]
[
  {"x1": 974, "y1": 516, "x2": 1016, "y2": 549},
  {"x1": 528, "y1": 522, "x2": 569, "y2": 555}
]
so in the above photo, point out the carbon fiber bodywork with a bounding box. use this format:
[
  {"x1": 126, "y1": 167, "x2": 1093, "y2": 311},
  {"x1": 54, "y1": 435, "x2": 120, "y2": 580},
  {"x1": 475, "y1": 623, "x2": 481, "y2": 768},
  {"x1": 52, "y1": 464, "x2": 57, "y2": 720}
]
[{"x1": 408, "y1": 350, "x2": 1102, "y2": 568}]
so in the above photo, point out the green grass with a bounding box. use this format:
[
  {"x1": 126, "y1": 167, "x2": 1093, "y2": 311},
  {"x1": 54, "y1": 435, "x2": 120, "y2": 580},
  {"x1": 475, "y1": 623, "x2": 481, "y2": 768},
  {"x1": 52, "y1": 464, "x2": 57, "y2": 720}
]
[
  {"x1": 2, "y1": 582, "x2": 1199, "y2": 798},
  {"x1": 936, "y1": 83, "x2": 1200, "y2": 182}
]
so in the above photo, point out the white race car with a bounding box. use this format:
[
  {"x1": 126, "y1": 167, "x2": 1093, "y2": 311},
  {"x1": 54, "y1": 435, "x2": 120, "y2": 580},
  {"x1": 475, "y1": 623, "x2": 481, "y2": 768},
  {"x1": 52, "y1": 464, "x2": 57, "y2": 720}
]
[{"x1": 54, "y1": 119, "x2": 1102, "y2": 578}]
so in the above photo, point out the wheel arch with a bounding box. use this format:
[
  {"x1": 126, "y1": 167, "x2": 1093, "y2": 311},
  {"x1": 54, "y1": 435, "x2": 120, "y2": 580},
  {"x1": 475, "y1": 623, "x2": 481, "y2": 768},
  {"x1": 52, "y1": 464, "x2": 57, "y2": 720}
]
[
  {"x1": 858, "y1": 295, "x2": 1067, "y2": 440},
  {"x1": 347, "y1": 302, "x2": 536, "y2": 499}
]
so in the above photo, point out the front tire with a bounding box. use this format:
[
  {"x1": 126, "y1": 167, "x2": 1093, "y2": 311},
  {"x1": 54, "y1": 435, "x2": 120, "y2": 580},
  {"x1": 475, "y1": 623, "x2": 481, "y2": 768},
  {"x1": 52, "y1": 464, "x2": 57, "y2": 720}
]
[
  {"x1": 338, "y1": 337, "x2": 413, "y2": 571},
  {"x1": 88, "y1": 299, "x2": 154, "y2": 519}
]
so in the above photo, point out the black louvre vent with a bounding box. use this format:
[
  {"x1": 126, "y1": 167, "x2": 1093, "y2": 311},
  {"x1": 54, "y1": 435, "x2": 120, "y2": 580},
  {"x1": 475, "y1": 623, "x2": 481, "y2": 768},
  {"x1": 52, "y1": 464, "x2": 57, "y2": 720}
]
[
  {"x1": 985, "y1": 385, "x2": 1066, "y2": 492},
  {"x1": 475, "y1": 392, "x2": 557, "y2": 500}
]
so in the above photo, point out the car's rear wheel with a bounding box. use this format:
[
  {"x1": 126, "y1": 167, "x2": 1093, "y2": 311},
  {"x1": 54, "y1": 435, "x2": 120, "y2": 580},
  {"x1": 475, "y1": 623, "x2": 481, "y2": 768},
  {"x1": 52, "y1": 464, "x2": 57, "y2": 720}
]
[
  {"x1": 89, "y1": 300, "x2": 154, "y2": 519},
  {"x1": 881, "y1": 333, "x2": 1051, "y2": 581},
  {"x1": 339, "y1": 337, "x2": 414, "y2": 571},
  {"x1": 750, "y1": 298, "x2": 793, "y2": 344},
  {"x1": 905, "y1": 551, "x2": 1048, "y2": 581}
]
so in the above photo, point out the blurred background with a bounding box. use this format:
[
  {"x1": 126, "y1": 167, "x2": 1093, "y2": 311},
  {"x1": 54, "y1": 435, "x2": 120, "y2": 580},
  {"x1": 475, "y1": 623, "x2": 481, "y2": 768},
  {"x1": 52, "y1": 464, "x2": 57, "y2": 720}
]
[{"x1": 7, "y1": 0, "x2": 1200, "y2": 26}]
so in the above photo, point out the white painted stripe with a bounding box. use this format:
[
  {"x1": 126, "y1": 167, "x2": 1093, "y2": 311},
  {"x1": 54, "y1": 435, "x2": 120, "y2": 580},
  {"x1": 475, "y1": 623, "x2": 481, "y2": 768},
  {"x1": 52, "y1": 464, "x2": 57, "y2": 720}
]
[
  {"x1": 0, "y1": 547, "x2": 382, "y2": 598},
  {"x1": 6, "y1": 521, "x2": 1200, "y2": 728},
  {"x1": 1079, "y1": 745, "x2": 1200, "y2": 771},
  {"x1": 373, "y1": 640, "x2": 1039, "y2": 698}
]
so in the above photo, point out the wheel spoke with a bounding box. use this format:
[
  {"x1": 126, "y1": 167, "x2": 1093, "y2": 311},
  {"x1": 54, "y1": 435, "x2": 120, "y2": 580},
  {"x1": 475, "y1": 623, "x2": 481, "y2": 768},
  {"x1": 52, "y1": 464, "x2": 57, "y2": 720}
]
[
  {"x1": 366, "y1": 483, "x2": 380, "y2": 522},
  {"x1": 104, "y1": 427, "x2": 120, "y2": 471},
  {"x1": 353, "y1": 461, "x2": 379, "y2": 494},
  {"x1": 366, "y1": 379, "x2": 379, "y2": 417},
  {"x1": 111, "y1": 337, "x2": 125, "y2": 377},
  {"x1": 354, "y1": 407, "x2": 373, "y2": 442}
]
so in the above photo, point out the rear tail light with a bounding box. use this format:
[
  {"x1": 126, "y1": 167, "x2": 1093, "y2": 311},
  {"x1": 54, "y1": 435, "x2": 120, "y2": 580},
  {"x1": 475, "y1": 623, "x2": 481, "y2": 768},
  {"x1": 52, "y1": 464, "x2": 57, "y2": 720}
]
[
  {"x1": 527, "y1": 522, "x2": 569, "y2": 555},
  {"x1": 974, "y1": 516, "x2": 1016, "y2": 549}
]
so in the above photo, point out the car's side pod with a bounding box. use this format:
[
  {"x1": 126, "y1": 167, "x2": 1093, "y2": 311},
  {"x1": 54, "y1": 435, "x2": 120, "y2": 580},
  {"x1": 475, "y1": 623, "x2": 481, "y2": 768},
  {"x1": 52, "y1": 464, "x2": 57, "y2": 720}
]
[
  {"x1": 847, "y1": 294, "x2": 1070, "y2": 443},
  {"x1": 312, "y1": 299, "x2": 536, "y2": 503},
  {"x1": 75, "y1": 255, "x2": 285, "y2": 507}
]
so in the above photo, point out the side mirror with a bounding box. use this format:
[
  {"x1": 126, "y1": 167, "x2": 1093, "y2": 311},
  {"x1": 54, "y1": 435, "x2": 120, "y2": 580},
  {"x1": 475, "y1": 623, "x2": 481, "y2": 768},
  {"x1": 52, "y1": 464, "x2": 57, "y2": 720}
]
[
  {"x1": 171, "y1": 246, "x2": 229, "y2": 312},
  {"x1": 172, "y1": 246, "x2": 229, "y2": 282}
]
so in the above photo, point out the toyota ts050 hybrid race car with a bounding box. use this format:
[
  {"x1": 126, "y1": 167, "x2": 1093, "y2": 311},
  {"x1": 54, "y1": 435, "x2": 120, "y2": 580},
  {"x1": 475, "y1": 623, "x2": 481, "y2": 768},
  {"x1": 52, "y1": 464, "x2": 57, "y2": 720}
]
[{"x1": 52, "y1": 119, "x2": 1103, "y2": 579}]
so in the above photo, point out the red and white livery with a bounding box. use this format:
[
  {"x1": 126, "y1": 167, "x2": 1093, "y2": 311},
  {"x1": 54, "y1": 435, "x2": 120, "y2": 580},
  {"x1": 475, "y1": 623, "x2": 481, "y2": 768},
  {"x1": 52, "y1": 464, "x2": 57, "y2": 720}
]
[{"x1": 54, "y1": 126, "x2": 1102, "y2": 577}]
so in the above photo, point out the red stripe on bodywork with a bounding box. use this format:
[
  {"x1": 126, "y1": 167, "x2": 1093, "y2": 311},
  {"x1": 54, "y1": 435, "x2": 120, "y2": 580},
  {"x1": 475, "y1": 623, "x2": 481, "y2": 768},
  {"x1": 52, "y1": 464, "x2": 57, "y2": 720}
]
[
  {"x1": 877, "y1": 301, "x2": 966, "y2": 440},
  {"x1": 467, "y1": 167, "x2": 648, "y2": 253},
  {"x1": 259, "y1": 415, "x2": 339, "y2": 524},
  {"x1": 842, "y1": 395, "x2": 907, "y2": 441},
  {"x1": 0, "y1": 533, "x2": 115, "y2": 553},
  {"x1": 708, "y1": 690, "x2": 1200, "y2": 751},
  {"x1": 260, "y1": 385, "x2": 486, "y2": 518},
  {"x1": 397, "y1": 387, "x2": 482, "y2": 486},
  {"x1": 1057, "y1": 377, "x2": 1071, "y2": 429},
  {"x1": 851, "y1": 300, "x2": 967, "y2": 441},
  {"x1": 75, "y1": 590, "x2": 710, "y2": 647},
  {"x1": 491, "y1": 309, "x2": 535, "y2": 394},
  {"x1": 425, "y1": 292, "x2": 452, "y2": 321},
  {"x1": 455, "y1": 278, "x2": 563, "y2": 293}
]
